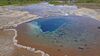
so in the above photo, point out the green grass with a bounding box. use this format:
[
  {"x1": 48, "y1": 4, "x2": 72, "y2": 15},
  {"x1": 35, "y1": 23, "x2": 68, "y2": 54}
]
[
  {"x1": 0, "y1": 0, "x2": 100, "y2": 6},
  {"x1": 49, "y1": 1, "x2": 64, "y2": 5},
  {"x1": 76, "y1": 0, "x2": 100, "y2": 3},
  {"x1": 0, "y1": 0, "x2": 42, "y2": 6},
  {"x1": 75, "y1": 0, "x2": 100, "y2": 8}
]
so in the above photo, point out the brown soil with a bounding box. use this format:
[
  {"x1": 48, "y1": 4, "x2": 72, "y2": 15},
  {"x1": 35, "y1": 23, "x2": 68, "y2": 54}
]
[
  {"x1": 0, "y1": 29, "x2": 42, "y2": 56},
  {"x1": 16, "y1": 33, "x2": 83, "y2": 56},
  {"x1": 16, "y1": 29, "x2": 100, "y2": 56},
  {"x1": 12, "y1": 46, "x2": 42, "y2": 56}
]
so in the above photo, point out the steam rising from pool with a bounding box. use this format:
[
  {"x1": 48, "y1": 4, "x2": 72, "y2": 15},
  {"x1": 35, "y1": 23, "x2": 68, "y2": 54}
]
[{"x1": 8, "y1": 2, "x2": 78, "y2": 17}]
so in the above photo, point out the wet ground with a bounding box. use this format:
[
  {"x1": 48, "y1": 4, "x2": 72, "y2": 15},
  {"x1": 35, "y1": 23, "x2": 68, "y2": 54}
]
[{"x1": 0, "y1": 29, "x2": 43, "y2": 56}]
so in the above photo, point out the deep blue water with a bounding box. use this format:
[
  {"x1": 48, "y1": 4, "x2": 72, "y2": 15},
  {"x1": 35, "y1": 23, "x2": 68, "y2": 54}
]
[
  {"x1": 30, "y1": 16, "x2": 70, "y2": 32},
  {"x1": 29, "y1": 15, "x2": 100, "y2": 32}
]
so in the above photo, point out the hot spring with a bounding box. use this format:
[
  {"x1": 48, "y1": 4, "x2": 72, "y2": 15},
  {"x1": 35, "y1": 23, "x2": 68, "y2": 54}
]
[
  {"x1": 16, "y1": 15, "x2": 100, "y2": 56},
  {"x1": 14, "y1": 3, "x2": 100, "y2": 56}
]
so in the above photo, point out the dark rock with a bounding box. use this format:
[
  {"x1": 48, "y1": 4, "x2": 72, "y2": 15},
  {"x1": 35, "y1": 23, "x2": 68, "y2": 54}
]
[
  {"x1": 78, "y1": 47, "x2": 84, "y2": 50},
  {"x1": 97, "y1": 27, "x2": 100, "y2": 29},
  {"x1": 84, "y1": 44, "x2": 87, "y2": 47},
  {"x1": 74, "y1": 39, "x2": 78, "y2": 42},
  {"x1": 59, "y1": 45, "x2": 63, "y2": 47},
  {"x1": 57, "y1": 49, "x2": 61, "y2": 51}
]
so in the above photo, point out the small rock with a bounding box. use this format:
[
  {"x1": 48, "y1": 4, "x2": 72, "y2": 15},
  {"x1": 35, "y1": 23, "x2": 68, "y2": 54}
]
[
  {"x1": 97, "y1": 27, "x2": 100, "y2": 29},
  {"x1": 78, "y1": 46, "x2": 84, "y2": 50}
]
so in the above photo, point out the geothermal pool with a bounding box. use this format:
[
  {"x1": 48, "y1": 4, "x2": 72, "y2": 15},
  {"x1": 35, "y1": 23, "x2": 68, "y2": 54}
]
[
  {"x1": 16, "y1": 15, "x2": 100, "y2": 56},
  {"x1": 32, "y1": 16, "x2": 69, "y2": 32}
]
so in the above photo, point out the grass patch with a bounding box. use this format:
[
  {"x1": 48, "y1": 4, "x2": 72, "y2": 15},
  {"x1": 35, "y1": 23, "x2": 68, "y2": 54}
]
[
  {"x1": 76, "y1": 3, "x2": 100, "y2": 9},
  {"x1": 0, "y1": 0, "x2": 100, "y2": 6},
  {"x1": 0, "y1": 0, "x2": 42, "y2": 6},
  {"x1": 76, "y1": 0, "x2": 100, "y2": 3},
  {"x1": 49, "y1": 1, "x2": 64, "y2": 5}
]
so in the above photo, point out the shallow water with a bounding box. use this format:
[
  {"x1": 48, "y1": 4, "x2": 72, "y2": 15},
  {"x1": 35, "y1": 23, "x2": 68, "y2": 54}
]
[{"x1": 16, "y1": 15, "x2": 100, "y2": 56}]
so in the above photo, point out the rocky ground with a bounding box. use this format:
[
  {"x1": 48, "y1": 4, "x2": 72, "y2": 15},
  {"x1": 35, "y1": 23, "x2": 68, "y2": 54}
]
[
  {"x1": 74, "y1": 8, "x2": 100, "y2": 21},
  {"x1": 5, "y1": 3, "x2": 100, "y2": 21},
  {"x1": 0, "y1": 7, "x2": 42, "y2": 56},
  {"x1": 76, "y1": 3, "x2": 100, "y2": 20},
  {"x1": 0, "y1": 7, "x2": 39, "y2": 29},
  {"x1": 0, "y1": 29, "x2": 43, "y2": 56}
]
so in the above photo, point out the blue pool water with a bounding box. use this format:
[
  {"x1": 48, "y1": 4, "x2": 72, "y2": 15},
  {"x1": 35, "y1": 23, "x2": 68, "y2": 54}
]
[
  {"x1": 29, "y1": 15, "x2": 100, "y2": 33},
  {"x1": 16, "y1": 15, "x2": 100, "y2": 51},
  {"x1": 32, "y1": 16, "x2": 70, "y2": 32}
]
